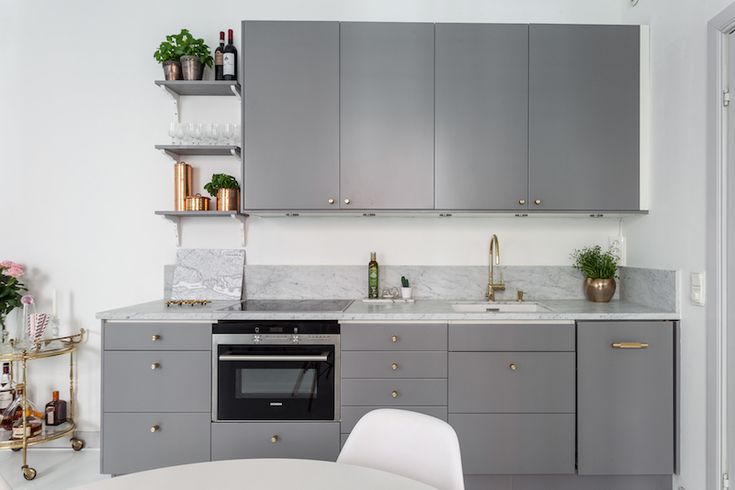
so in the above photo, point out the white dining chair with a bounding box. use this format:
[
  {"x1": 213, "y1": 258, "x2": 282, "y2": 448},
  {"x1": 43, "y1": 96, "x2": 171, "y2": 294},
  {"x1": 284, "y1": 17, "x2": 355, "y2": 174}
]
[{"x1": 337, "y1": 408, "x2": 465, "y2": 490}]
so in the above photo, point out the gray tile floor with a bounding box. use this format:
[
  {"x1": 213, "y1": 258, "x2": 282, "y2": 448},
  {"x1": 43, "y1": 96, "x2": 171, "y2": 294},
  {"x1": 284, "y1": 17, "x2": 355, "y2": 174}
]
[{"x1": 0, "y1": 449, "x2": 107, "y2": 489}]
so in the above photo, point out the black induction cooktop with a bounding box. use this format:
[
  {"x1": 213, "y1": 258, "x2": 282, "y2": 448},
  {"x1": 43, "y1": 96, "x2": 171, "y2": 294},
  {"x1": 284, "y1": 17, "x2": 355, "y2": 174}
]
[{"x1": 218, "y1": 299, "x2": 353, "y2": 312}]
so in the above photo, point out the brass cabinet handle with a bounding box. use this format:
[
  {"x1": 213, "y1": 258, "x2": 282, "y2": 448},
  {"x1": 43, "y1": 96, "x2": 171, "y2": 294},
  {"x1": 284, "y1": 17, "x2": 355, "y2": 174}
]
[
  {"x1": 151, "y1": 335, "x2": 161, "y2": 342},
  {"x1": 271, "y1": 435, "x2": 279, "y2": 443},
  {"x1": 391, "y1": 362, "x2": 399, "y2": 371},
  {"x1": 150, "y1": 425, "x2": 160, "y2": 433},
  {"x1": 328, "y1": 198, "x2": 335, "y2": 205},
  {"x1": 508, "y1": 363, "x2": 518, "y2": 371},
  {"x1": 151, "y1": 362, "x2": 161, "y2": 370},
  {"x1": 612, "y1": 342, "x2": 649, "y2": 349},
  {"x1": 518, "y1": 199, "x2": 526, "y2": 205},
  {"x1": 391, "y1": 390, "x2": 399, "y2": 398},
  {"x1": 534, "y1": 199, "x2": 542, "y2": 205},
  {"x1": 391, "y1": 335, "x2": 398, "y2": 343},
  {"x1": 344, "y1": 198, "x2": 351, "y2": 205}
]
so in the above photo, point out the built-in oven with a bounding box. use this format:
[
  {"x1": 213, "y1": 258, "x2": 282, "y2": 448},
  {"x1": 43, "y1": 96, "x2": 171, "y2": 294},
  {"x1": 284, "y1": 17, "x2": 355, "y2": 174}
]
[{"x1": 212, "y1": 320, "x2": 340, "y2": 421}]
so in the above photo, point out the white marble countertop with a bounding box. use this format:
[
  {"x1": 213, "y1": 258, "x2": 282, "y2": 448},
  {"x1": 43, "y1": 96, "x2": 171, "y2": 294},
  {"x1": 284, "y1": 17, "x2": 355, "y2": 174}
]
[{"x1": 96, "y1": 299, "x2": 678, "y2": 321}]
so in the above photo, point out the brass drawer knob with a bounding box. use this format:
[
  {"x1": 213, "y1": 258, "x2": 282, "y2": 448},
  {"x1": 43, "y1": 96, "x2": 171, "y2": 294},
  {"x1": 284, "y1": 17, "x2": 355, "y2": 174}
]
[
  {"x1": 151, "y1": 335, "x2": 161, "y2": 342},
  {"x1": 391, "y1": 390, "x2": 399, "y2": 398},
  {"x1": 328, "y1": 198, "x2": 335, "y2": 205},
  {"x1": 391, "y1": 335, "x2": 398, "y2": 343},
  {"x1": 150, "y1": 425, "x2": 160, "y2": 433},
  {"x1": 391, "y1": 362, "x2": 399, "y2": 371},
  {"x1": 271, "y1": 435, "x2": 279, "y2": 443},
  {"x1": 534, "y1": 199, "x2": 542, "y2": 205},
  {"x1": 151, "y1": 362, "x2": 161, "y2": 370},
  {"x1": 509, "y1": 363, "x2": 518, "y2": 371},
  {"x1": 518, "y1": 199, "x2": 526, "y2": 205},
  {"x1": 344, "y1": 198, "x2": 351, "y2": 205}
]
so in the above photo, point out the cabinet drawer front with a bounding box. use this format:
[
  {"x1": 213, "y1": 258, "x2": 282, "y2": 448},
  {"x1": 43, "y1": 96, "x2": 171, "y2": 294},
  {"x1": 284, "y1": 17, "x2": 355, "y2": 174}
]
[
  {"x1": 104, "y1": 322, "x2": 210, "y2": 351},
  {"x1": 212, "y1": 422, "x2": 340, "y2": 462},
  {"x1": 449, "y1": 323, "x2": 574, "y2": 351},
  {"x1": 342, "y1": 351, "x2": 447, "y2": 378},
  {"x1": 341, "y1": 406, "x2": 448, "y2": 433},
  {"x1": 103, "y1": 351, "x2": 210, "y2": 413},
  {"x1": 341, "y1": 379, "x2": 447, "y2": 406},
  {"x1": 577, "y1": 321, "x2": 675, "y2": 475},
  {"x1": 102, "y1": 412, "x2": 210, "y2": 475},
  {"x1": 449, "y1": 413, "x2": 575, "y2": 475},
  {"x1": 342, "y1": 323, "x2": 447, "y2": 351},
  {"x1": 449, "y1": 352, "x2": 575, "y2": 413}
]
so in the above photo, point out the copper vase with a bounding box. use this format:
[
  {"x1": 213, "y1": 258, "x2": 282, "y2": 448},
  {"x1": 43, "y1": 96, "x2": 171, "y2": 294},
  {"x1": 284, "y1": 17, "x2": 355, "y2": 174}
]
[
  {"x1": 216, "y1": 188, "x2": 239, "y2": 211},
  {"x1": 584, "y1": 278, "x2": 616, "y2": 303},
  {"x1": 173, "y1": 163, "x2": 192, "y2": 211}
]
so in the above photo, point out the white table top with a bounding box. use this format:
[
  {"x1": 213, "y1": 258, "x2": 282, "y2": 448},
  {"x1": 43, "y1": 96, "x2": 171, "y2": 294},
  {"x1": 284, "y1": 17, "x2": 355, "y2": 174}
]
[{"x1": 74, "y1": 458, "x2": 439, "y2": 490}]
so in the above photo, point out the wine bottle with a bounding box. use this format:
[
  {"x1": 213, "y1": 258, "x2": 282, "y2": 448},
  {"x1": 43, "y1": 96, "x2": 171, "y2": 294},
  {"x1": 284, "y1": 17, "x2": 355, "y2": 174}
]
[
  {"x1": 223, "y1": 28, "x2": 237, "y2": 81},
  {"x1": 214, "y1": 31, "x2": 225, "y2": 81},
  {"x1": 368, "y1": 252, "x2": 379, "y2": 299}
]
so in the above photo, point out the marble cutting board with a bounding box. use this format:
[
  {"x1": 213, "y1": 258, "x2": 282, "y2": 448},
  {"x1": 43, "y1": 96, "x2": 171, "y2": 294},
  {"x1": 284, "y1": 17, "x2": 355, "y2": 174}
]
[{"x1": 171, "y1": 249, "x2": 245, "y2": 300}]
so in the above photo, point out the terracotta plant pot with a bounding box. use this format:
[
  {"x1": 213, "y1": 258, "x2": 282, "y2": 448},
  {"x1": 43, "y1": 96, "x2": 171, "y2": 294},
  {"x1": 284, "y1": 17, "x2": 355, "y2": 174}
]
[
  {"x1": 162, "y1": 61, "x2": 182, "y2": 80},
  {"x1": 584, "y1": 278, "x2": 616, "y2": 303}
]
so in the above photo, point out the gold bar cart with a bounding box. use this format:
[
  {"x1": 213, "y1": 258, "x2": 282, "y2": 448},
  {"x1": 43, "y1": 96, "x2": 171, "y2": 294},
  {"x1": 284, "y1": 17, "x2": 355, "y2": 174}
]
[{"x1": 0, "y1": 329, "x2": 86, "y2": 480}]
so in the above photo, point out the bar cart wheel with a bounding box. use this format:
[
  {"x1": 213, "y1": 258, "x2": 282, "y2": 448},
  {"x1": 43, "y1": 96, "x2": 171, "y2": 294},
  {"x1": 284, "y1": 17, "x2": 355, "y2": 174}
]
[
  {"x1": 22, "y1": 465, "x2": 36, "y2": 480},
  {"x1": 11, "y1": 447, "x2": 21, "y2": 452},
  {"x1": 71, "y1": 437, "x2": 84, "y2": 451}
]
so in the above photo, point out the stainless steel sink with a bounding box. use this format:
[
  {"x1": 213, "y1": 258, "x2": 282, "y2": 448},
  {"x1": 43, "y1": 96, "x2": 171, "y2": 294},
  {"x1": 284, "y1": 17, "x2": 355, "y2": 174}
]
[{"x1": 450, "y1": 301, "x2": 551, "y2": 313}]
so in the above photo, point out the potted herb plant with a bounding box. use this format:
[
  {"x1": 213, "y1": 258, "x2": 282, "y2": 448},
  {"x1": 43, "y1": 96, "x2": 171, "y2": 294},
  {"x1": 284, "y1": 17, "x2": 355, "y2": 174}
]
[
  {"x1": 204, "y1": 174, "x2": 240, "y2": 211},
  {"x1": 571, "y1": 245, "x2": 620, "y2": 303},
  {"x1": 154, "y1": 29, "x2": 213, "y2": 81},
  {"x1": 0, "y1": 261, "x2": 27, "y2": 343}
]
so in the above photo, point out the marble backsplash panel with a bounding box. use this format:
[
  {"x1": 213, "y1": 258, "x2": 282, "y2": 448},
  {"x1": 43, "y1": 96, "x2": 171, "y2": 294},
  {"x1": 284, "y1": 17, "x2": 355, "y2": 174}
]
[
  {"x1": 619, "y1": 266, "x2": 678, "y2": 312},
  {"x1": 171, "y1": 249, "x2": 245, "y2": 300}
]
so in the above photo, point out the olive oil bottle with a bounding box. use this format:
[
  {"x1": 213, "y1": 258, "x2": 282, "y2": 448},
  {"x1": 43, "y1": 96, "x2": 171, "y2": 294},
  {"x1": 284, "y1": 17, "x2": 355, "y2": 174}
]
[{"x1": 368, "y1": 252, "x2": 379, "y2": 299}]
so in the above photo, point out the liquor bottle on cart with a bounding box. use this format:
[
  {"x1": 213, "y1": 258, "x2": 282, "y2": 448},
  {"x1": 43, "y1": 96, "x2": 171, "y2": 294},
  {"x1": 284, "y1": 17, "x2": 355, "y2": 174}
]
[
  {"x1": 44, "y1": 390, "x2": 67, "y2": 426},
  {"x1": 0, "y1": 363, "x2": 15, "y2": 411}
]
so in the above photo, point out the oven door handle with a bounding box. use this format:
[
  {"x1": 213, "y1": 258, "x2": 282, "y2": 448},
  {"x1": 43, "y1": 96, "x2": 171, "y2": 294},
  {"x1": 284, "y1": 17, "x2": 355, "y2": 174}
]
[{"x1": 218, "y1": 354, "x2": 330, "y2": 362}]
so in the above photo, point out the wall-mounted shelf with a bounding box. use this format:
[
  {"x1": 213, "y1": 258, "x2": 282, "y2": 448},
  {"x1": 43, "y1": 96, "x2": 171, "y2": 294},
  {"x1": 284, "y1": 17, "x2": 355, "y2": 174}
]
[
  {"x1": 155, "y1": 80, "x2": 241, "y2": 97},
  {"x1": 155, "y1": 211, "x2": 247, "y2": 247},
  {"x1": 155, "y1": 145, "x2": 241, "y2": 160}
]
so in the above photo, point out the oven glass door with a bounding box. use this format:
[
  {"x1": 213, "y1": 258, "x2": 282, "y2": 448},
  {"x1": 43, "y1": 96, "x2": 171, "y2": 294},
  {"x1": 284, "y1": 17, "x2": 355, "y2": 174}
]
[{"x1": 217, "y1": 345, "x2": 335, "y2": 420}]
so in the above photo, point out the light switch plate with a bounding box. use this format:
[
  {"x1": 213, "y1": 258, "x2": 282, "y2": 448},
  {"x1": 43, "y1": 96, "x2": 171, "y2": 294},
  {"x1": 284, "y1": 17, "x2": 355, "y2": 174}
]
[{"x1": 690, "y1": 272, "x2": 705, "y2": 306}]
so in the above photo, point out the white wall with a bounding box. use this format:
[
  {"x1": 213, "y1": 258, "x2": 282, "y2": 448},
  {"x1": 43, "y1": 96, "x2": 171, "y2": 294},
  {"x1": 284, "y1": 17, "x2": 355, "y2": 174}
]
[
  {"x1": 0, "y1": 1, "x2": 627, "y2": 433},
  {"x1": 621, "y1": 1, "x2": 734, "y2": 489}
]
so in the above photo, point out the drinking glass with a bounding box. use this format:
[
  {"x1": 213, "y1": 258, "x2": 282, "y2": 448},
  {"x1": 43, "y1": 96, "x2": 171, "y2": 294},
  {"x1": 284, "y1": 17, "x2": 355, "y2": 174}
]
[
  {"x1": 232, "y1": 123, "x2": 241, "y2": 145},
  {"x1": 169, "y1": 121, "x2": 178, "y2": 144},
  {"x1": 175, "y1": 122, "x2": 185, "y2": 145}
]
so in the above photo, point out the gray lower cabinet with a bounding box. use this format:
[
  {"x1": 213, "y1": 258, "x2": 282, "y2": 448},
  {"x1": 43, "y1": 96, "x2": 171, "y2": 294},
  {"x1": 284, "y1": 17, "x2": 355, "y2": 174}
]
[
  {"x1": 102, "y1": 413, "x2": 210, "y2": 475},
  {"x1": 339, "y1": 22, "x2": 435, "y2": 209},
  {"x1": 341, "y1": 322, "x2": 447, "y2": 351},
  {"x1": 342, "y1": 379, "x2": 448, "y2": 406},
  {"x1": 577, "y1": 321, "x2": 675, "y2": 475},
  {"x1": 529, "y1": 24, "x2": 640, "y2": 211},
  {"x1": 435, "y1": 23, "x2": 529, "y2": 211},
  {"x1": 242, "y1": 21, "x2": 340, "y2": 210},
  {"x1": 341, "y1": 405, "x2": 448, "y2": 434},
  {"x1": 341, "y1": 351, "x2": 447, "y2": 378},
  {"x1": 211, "y1": 422, "x2": 340, "y2": 462},
  {"x1": 104, "y1": 322, "x2": 210, "y2": 351},
  {"x1": 450, "y1": 413, "x2": 576, "y2": 475},
  {"x1": 449, "y1": 322, "x2": 575, "y2": 352}
]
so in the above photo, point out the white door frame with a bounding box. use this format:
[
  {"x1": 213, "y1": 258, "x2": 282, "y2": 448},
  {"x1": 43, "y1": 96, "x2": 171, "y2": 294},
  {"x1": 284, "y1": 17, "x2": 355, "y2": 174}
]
[{"x1": 708, "y1": 4, "x2": 735, "y2": 490}]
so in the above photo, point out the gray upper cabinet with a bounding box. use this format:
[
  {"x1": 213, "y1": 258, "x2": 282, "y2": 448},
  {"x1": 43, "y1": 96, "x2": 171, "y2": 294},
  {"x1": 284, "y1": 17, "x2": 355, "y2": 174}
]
[
  {"x1": 242, "y1": 21, "x2": 340, "y2": 210},
  {"x1": 340, "y1": 23, "x2": 435, "y2": 209},
  {"x1": 435, "y1": 24, "x2": 529, "y2": 210},
  {"x1": 529, "y1": 25, "x2": 640, "y2": 211},
  {"x1": 577, "y1": 321, "x2": 675, "y2": 475}
]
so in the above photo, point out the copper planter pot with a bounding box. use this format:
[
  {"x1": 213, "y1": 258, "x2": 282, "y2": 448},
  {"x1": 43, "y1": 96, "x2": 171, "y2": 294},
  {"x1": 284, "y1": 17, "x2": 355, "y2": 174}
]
[
  {"x1": 180, "y1": 56, "x2": 203, "y2": 80},
  {"x1": 584, "y1": 278, "x2": 616, "y2": 303},
  {"x1": 216, "y1": 188, "x2": 239, "y2": 211},
  {"x1": 162, "y1": 61, "x2": 182, "y2": 80}
]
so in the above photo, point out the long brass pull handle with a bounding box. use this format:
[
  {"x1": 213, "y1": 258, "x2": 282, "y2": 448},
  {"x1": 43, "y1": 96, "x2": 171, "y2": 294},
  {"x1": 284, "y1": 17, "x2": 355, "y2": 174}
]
[{"x1": 612, "y1": 342, "x2": 649, "y2": 349}]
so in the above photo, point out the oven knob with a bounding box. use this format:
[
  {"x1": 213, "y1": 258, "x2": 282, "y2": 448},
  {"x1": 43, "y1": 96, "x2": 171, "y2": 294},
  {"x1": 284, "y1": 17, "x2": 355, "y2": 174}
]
[
  {"x1": 292, "y1": 335, "x2": 300, "y2": 344},
  {"x1": 253, "y1": 334, "x2": 262, "y2": 344}
]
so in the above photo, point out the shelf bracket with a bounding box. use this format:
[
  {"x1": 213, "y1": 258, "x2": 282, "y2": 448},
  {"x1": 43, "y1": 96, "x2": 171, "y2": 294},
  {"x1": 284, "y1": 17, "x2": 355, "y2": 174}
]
[
  {"x1": 229, "y1": 148, "x2": 240, "y2": 158},
  {"x1": 230, "y1": 84, "x2": 241, "y2": 100},
  {"x1": 158, "y1": 148, "x2": 179, "y2": 161},
  {"x1": 161, "y1": 215, "x2": 182, "y2": 246},
  {"x1": 160, "y1": 85, "x2": 181, "y2": 122},
  {"x1": 231, "y1": 214, "x2": 247, "y2": 247}
]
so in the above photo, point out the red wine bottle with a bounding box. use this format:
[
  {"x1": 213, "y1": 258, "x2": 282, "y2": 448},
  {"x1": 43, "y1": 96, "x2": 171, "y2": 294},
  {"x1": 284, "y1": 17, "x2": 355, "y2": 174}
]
[
  {"x1": 214, "y1": 31, "x2": 225, "y2": 81},
  {"x1": 223, "y1": 28, "x2": 237, "y2": 81}
]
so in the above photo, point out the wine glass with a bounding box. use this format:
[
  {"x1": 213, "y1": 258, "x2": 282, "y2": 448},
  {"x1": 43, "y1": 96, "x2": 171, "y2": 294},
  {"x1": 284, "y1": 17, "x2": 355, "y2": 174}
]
[{"x1": 169, "y1": 121, "x2": 178, "y2": 144}]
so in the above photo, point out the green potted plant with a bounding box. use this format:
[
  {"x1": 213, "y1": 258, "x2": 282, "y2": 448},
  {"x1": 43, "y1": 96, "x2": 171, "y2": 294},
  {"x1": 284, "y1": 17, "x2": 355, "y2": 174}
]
[
  {"x1": 571, "y1": 245, "x2": 620, "y2": 303},
  {"x1": 154, "y1": 29, "x2": 213, "y2": 81},
  {"x1": 204, "y1": 174, "x2": 240, "y2": 211}
]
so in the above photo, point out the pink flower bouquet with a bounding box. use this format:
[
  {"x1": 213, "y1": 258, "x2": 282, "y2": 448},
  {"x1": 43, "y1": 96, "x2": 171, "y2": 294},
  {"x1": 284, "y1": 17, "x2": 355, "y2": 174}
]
[{"x1": 0, "y1": 261, "x2": 28, "y2": 341}]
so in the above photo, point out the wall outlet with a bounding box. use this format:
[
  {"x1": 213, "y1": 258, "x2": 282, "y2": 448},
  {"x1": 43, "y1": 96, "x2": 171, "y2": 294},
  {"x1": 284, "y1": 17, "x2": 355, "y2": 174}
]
[
  {"x1": 608, "y1": 235, "x2": 626, "y2": 263},
  {"x1": 690, "y1": 272, "x2": 705, "y2": 306}
]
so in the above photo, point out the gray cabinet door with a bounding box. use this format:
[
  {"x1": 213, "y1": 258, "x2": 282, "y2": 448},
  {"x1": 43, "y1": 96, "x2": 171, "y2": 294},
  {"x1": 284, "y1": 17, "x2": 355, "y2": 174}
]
[
  {"x1": 341, "y1": 323, "x2": 447, "y2": 351},
  {"x1": 341, "y1": 379, "x2": 448, "y2": 406},
  {"x1": 340, "y1": 22, "x2": 435, "y2": 209},
  {"x1": 104, "y1": 322, "x2": 210, "y2": 351},
  {"x1": 242, "y1": 21, "x2": 340, "y2": 210},
  {"x1": 342, "y1": 351, "x2": 447, "y2": 378},
  {"x1": 529, "y1": 25, "x2": 640, "y2": 211},
  {"x1": 435, "y1": 24, "x2": 529, "y2": 210},
  {"x1": 577, "y1": 321, "x2": 674, "y2": 475}
]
